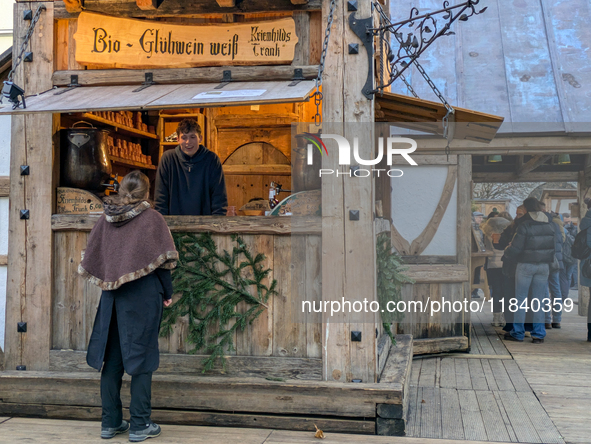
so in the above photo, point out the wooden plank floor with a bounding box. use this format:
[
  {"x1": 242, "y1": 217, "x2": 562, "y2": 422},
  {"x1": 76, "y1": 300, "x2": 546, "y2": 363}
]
[
  {"x1": 500, "y1": 294, "x2": 591, "y2": 444},
  {"x1": 0, "y1": 417, "x2": 518, "y2": 444},
  {"x1": 407, "y1": 303, "x2": 573, "y2": 443}
]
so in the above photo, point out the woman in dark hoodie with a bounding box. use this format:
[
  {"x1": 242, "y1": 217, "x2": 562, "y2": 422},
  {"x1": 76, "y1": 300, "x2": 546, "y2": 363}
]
[{"x1": 79, "y1": 171, "x2": 178, "y2": 442}]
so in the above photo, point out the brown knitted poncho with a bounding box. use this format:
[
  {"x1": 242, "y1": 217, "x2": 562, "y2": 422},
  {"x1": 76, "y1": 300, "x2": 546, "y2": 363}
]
[{"x1": 78, "y1": 200, "x2": 178, "y2": 290}]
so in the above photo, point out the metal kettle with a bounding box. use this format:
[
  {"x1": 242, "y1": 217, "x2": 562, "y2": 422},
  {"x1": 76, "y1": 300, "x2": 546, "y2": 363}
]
[{"x1": 61, "y1": 121, "x2": 112, "y2": 191}]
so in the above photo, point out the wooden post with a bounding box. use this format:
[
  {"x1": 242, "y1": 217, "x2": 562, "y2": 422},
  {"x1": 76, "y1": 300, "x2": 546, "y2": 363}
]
[
  {"x1": 136, "y1": 0, "x2": 159, "y2": 10},
  {"x1": 457, "y1": 155, "x2": 472, "y2": 341},
  {"x1": 321, "y1": 0, "x2": 377, "y2": 383},
  {"x1": 62, "y1": 0, "x2": 83, "y2": 13},
  {"x1": 4, "y1": 1, "x2": 54, "y2": 371}
]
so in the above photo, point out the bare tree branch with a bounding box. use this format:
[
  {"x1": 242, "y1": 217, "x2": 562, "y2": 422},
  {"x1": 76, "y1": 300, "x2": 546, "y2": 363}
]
[{"x1": 473, "y1": 182, "x2": 539, "y2": 203}]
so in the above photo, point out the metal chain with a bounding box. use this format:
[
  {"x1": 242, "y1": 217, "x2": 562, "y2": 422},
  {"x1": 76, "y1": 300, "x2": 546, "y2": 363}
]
[
  {"x1": 311, "y1": 0, "x2": 337, "y2": 126},
  {"x1": 8, "y1": 4, "x2": 46, "y2": 82},
  {"x1": 374, "y1": 0, "x2": 455, "y2": 157},
  {"x1": 400, "y1": 72, "x2": 419, "y2": 98},
  {"x1": 411, "y1": 59, "x2": 454, "y2": 113},
  {"x1": 442, "y1": 109, "x2": 453, "y2": 160},
  {"x1": 373, "y1": 1, "x2": 454, "y2": 113}
]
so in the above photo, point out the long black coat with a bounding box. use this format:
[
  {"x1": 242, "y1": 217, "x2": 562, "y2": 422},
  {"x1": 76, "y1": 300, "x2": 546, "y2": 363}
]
[{"x1": 87, "y1": 268, "x2": 173, "y2": 376}]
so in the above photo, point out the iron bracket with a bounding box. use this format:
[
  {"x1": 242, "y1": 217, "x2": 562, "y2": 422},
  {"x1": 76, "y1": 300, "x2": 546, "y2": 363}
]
[
  {"x1": 17, "y1": 322, "x2": 27, "y2": 333},
  {"x1": 132, "y1": 73, "x2": 155, "y2": 93},
  {"x1": 348, "y1": 12, "x2": 374, "y2": 100},
  {"x1": 20, "y1": 165, "x2": 30, "y2": 176},
  {"x1": 215, "y1": 70, "x2": 233, "y2": 89},
  {"x1": 54, "y1": 75, "x2": 79, "y2": 96},
  {"x1": 288, "y1": 68, "x2": 306, "y2": 86}
]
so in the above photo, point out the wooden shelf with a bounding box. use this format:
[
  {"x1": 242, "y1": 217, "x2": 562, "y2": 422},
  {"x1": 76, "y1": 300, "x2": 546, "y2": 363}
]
[
  {"x1": 159, "y1": 113, "x2": 203, "y2": 119},
  {"x1": 79, "y1": 113, "x2": 158, "y2": 139},
  {"x1": 109, "y1": 156, "x2": 156, "y2": 170},
  {"x1": 223, "y1": 164, "x2": 291, "y2": 175},
  {"x1": 161, "y1": 141, "x2": 178, "y2": 146}
]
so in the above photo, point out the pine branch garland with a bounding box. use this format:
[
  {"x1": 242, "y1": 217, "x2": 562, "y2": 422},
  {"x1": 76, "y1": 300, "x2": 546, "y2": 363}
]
[
  {"x1": 160, "y1": 232, "x2": 277, "y2": 372},
  {"x1": 376, "y1": 232, "x2": 415, "y2": 345}
]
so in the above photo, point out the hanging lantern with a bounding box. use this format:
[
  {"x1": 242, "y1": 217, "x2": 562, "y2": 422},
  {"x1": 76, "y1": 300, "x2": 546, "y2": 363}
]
[
  {"x1": 557, "y1": 154, "x2": 571, "y2": 165},
  {"x1": 1, "y1": 81, "x2": 26, "y2": 109}
]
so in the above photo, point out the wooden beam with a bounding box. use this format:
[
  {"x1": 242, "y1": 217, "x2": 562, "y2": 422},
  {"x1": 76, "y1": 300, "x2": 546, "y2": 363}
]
[
  {"x1": 51, "y1": 214, "x2": 322, "y2": 235},
  {"x1": 62, "y1": 0, "x2": 83, "y2": 13},
  {"x1": 342, "y1": 0, "x2": 377, "y2": 384},
  {"x1": 0, "y1": 176, "x2": 9, "y2": 197},
  {"x1": 54, "y1": 0, "x2": 322, "y2": 18},
  {"x1": 408, "y1": 166, "x2": 457, "y2": 255},
  {"x1": 52, "y1": 65, "x2": 319, "y2": 86},
  {"x1": 0, "y1": 371, "x2": 402, "y2": 417},
  {"x1": 0, "y1": 255, "x2": 7, "y2": 266},
  {"x1": 291, "y1": 0, "x2": 309, "y2": 4},
  {"x1": 136, "y1": 0, "x2": 159, "y2": 10},
  {"x1": 292, "y1": 11, "x2": 310, "y2": 66},
  {"x1": 222, "y1": 164, "x2": 291, "y2": 175},
  {"x1": 517, "y1": 155, "x2": 552, "y2": 177},
  {"x1": 409, "y1": 135, "x2": 591, "y2": 155},
  {"x1": 4, "y1": 1, "x2": 55, "y2": 372},
  {"x1": 404, "y1": 265, "x2": 469, "y2": 283},
  {"x1": 457, "y1": 155, "x2": 472, "y2": 341},
  {"x1": 473, "y1": 171, "x2": 579, "y2": 183},
  {"x1": 49, "y1": 350, "x2": 322, "y2": 380},
  {"x1": 413, "y1": 336, "x2": 469, "y2": 355},
  {"x1": 0, "y1": 403, "x2": 375, "y2": 434}
]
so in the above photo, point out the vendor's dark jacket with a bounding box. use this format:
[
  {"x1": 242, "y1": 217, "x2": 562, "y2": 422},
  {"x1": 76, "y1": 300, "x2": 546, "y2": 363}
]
[
  {"x1": 503, "y1": 211, "x2": 556, "y2": 265},
  {"x1": 154, "y1": 145, "x2": 227, "y2": 216}
]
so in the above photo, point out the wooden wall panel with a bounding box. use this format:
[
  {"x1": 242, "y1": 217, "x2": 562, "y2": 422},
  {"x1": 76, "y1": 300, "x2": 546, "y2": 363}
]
[
  {"x1": 52, "y1": 231, "x2": 87, "y2": 350},
  {"x1": 396, "y1": 282, "x2": 464, "y2": 340},
  {"x1": 53, "y1": 232, "x2": 322, "y2": 360}
]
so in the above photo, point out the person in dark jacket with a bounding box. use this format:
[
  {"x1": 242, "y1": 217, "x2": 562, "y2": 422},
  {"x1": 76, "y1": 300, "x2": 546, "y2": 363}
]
[
  {"x1": 503, "y1": 198, "x2": 555, "y2": 343},
  {"x1": 79, "y1": 171, "x2": 179, "y2": 442},
  {"x1": 496, "y1": 205, "x2": 526, "y2": 332},
  {"x1": 562, "y1": 212, "x2": 578, "y2": 289},
  {"x1": 545, "y1": 211, "x2": 565, "y2": 328},
  {"x1": 577, "y1": 198, "x2": 591, "y2": 342},
  {"x1": 154, "y1": 119, "x2": 228, "y2": 216},
  {"x1": 481, "y1": 214, "x2": 511, "y2": 326}
]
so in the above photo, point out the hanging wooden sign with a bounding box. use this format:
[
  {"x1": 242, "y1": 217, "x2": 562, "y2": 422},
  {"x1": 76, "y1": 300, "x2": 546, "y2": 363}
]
[{"x1": 74, "y1": 12, "x2": 298, "y2": 69}]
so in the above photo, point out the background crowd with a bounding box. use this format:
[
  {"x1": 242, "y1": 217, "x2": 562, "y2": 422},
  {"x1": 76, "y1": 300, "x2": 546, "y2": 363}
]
[{"x1": 471, "y1": 197, "x2": 588, "y2": 344}]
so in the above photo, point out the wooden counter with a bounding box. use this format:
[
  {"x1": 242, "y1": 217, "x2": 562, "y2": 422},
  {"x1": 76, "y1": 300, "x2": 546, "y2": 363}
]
[{"x1": 51, "y1": 214, "x2": 321, "y2": 235}]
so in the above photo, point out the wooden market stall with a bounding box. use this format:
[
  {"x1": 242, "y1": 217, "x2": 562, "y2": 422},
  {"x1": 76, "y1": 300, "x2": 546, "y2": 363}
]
[
  {"x1": 0, "y1": 0, "x2": 417, "y2": 436},
  {"x1": 0, "y1": 0, "x2": 523, "y2": 436}
]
